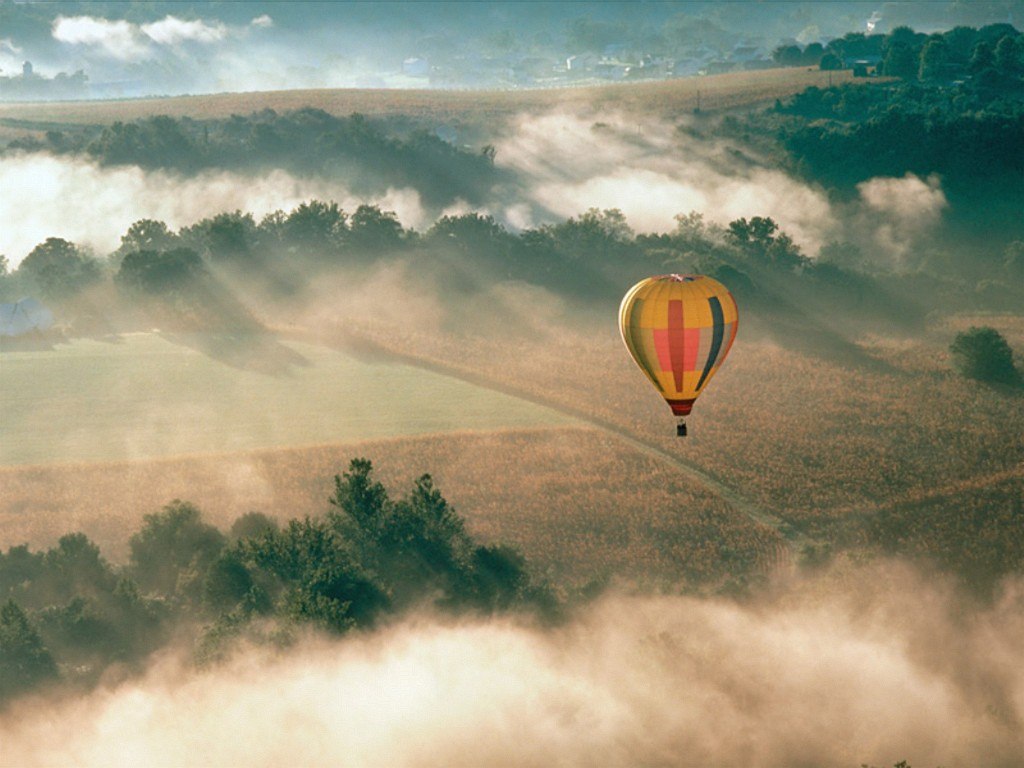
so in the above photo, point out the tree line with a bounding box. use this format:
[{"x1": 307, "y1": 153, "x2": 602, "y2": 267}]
[
  {"x1": 5, "y1": 197, "x2": 1022, "y2": 356},
  {"x1": 0, "y1": 459, "x2": 556, "y2": 708},
  {"x1": 6, "y1": 109, "x2": 499, "y2": 209},
  {"x1": 721, "y1": 35, "x2": 1024, "y2": 253},
  {"x1": 772, "y1": 22, "x2": 1023, "y2": 84}
]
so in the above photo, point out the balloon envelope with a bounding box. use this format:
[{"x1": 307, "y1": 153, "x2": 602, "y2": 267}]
[{"x1": 618, "y1": 274, "x2": 738, "y2": 416}]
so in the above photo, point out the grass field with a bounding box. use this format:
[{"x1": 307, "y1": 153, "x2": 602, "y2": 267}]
[
  {"x1": 0, "y1": 332, "x2": 574, "y2": 466},
  {"x1": 0, "y1": 68, "x2": 857, "y2": 135},
  {"x1": 332, "y1": 314, "x2": 1024, "y2": 532},
  {"x1": 0, "y1": 426, "x2": 786, "y2": 587}
]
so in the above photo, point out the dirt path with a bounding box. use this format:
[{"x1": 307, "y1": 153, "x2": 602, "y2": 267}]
[{"x1": 291, "y1": 326, "x2": 813, "y2": 561}]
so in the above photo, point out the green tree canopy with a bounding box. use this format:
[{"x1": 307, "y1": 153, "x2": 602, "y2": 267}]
[
  {"x1": 17, "y1": 237, "x2": 100, "y2": 300},
  {"x1": 950, "y1": 326, "x2": 1021, "y2": 386},
  {"x1": 0, "y1": 600, "x2": 58, "y2": 703},
  {"x1": 128, "y1": 501, "x2": 226, "y2": 601}
]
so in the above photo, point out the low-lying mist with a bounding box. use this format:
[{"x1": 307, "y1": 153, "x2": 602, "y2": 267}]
[
  {"x1": 3, "y1": 561, "x2": 1022, "y2": 768},
  {"x1": 0, "y1": 152, "x2": 426, "y2": 266},
  {"x1": 1, "y1": 108, "x2": 951, "y2": 273},
  {"x1": 494, "y1": 111, "x2": 839, "y2": 255}
]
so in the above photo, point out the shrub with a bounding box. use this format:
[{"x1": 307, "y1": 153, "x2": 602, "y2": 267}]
[{"x1": 949, "y1": 326, "x2": 1021, "y2": 385}]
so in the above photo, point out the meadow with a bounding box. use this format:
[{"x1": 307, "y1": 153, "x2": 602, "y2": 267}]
[
  {"x1": 329, "y1": 311, "x2": 1024, "y2": 563},
  {"x1": 0, "y1": 426, "x2": 785, "y2": 590},
  {"x1": 5, "y1": 305, "x2": 1016, "y2": 591},
  {"x1": 0, "y1": 331, "x2": 574, "y2": 466},
  {"x1": 0, "y1": 67, "x2": 855, "y2": 138}
]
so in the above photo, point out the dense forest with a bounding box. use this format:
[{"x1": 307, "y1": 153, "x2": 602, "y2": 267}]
[
  {"x1": 722, "y1": 24, "x2": 1024, "y2": 254},
  {"x1": 0, "y1": 459, "x2": 558, "y2": 707}
]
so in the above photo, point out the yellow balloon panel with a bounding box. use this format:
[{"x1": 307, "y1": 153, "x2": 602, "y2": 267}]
[{"x1": 618, "y1": 274, "x2": 738, "y2": 416}]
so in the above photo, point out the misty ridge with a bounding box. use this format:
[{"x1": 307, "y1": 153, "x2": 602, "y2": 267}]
[
  {"x1": 2, "y1": 93, "x2": 1023, "y2": 350},
  {"x1": 4, "y1": 458, "x2": 1024, "y2": 766}
]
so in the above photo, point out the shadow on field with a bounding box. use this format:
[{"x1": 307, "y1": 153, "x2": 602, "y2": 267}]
[
  {"x1": 160, "y1": 331, "x2": 311, "y2": 375},
  {"x1": 744, "y1": 314, "x2": 898, "y2": 375}
]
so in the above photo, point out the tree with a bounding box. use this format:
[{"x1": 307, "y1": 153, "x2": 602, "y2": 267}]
[
  {"x1": 117, "y1": 219, "x2": 178, "y2": 258},
  {"x1": 802, "y1": 42, "x2": 825, "y2": 67},
  {"x1": 970, "y1": 40, "x2": 995, "y2": 73},
  {"x1": 943, "y1": 25, "x2": 980, "y2": 65},
  {"x1": 36, "y1": 533, "x2": 117, "y2": 606},
  {"x1": 346, "y1": 204, "x2": 404, "y2": 254},
  {"x1": 17, "y1": 237, "x2": 100, "y2": 300},
  {"x1": 0, "y1": 600, "x2": 58, "y2": 703},
  {"x1": 545, "y1": 208, "x2": 633, "y2": 262},
  {"x1": 819, "y1": 52, "x2": 843, "y2": 71},
  {"x1": 949, "y1": 327, "x2": 1021, "y2": 386},
  {"x1": 185, "y1": 211, "x2": 257, "y2": 262},
  {"x1": 885, "y1": 25, "x2": 923, "y2": 53},
  {"x1": 772, "y1": 44, "x2": 804, "y2": 67},
  {"x1": 230, "y1": 512, "x2": 279, "y2": 541},
  {"x1": 128, "y1": 501, "x2": 226, "y2": 601},
  {"x1": 202, "y1": 549, "x2": 256, "y2": 613},
  {"x1": 116, "y1": 247, "x2": 207, "y2": 294},
  {"x1": 727, "y1": 217, "x2": 808, "y2": 271},
  {"x1": 919, "y1": 36, "x2": 950, "y2": 80},
  {"x1": 243, "y1": 517, "x2": 387, "y2": 632},
  {"x1": 285, "y1": 200, "x2": 348, "y2": 256},
  {"x1": 329, "y1": 458, "x2": 389, "y2": 537},
  {"x1": 882, "y1": 42, "x2": 918, "y2": 78},
  {"x1": 994, "y1": 34, "x2": 1022, "y2": 76}
]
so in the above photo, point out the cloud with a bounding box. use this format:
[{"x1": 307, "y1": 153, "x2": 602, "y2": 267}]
[
  {"x1": 251, "y1": 15, "x2": 274, "y2": 29},
  {"x1": 0, "y1": 38, "x2": 23, "y2": 75},
  {"x1": 52, "y1": 14, "x2": 232, "y2": 62},
  {"x1": 140, "y1": 16, "x2": 227, "y2": 46},
  {"x1": 0, "y1": 153, "x2": 425, "y2": 267},
  {"x1": 1, "y1": 564, "x2": 1022, "y2": 766},
  {"x1": 52, "y1": 16, "x2": 151, "y2": 61}
]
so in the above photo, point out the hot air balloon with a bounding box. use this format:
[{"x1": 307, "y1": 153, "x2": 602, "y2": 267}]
[{"x1": 618, "y1": 274, "x2": 738, "y2": 437}]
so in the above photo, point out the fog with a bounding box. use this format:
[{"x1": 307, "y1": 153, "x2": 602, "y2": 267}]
[
  {"x1": 857, "y1": 174, "x2": 949, "y2": 267},
  {"x1": 3, "y1": 563, "x2": 1022, "y2": 767},
  {"x1": 493, "y1": 112, "x2": 839, "y2": 254},
  {"x1": 0, "y1": 107, "x2": 952, "y2": 271},
  {"x1": 0, "y1": 153, "x2": 425, "y2": 266}
]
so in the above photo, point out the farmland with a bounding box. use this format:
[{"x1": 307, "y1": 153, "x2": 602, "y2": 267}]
[
  {"x1": 329, "y1": 312, "x2": 1024, "y2": 549},
  {"x1": 0, "y1": 67, "x2": 856, "y2": 139},
  {"x1": 0, "y1": 331, "x2": 574, "y2": 466},
  {"x1": 0, "y1": 427, "x2": 784, "y2": 589}
]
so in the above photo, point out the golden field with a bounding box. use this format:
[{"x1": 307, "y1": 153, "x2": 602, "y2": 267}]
[
  {"x1": 0, "y1": 427, "x2": 786, "y2": 589},
  {"x1": 0, "y1": 67, "x2": 855, "y2": 133},
  {"x1": 319, "y1": 313, "x2": 1024, "y2": 539}
]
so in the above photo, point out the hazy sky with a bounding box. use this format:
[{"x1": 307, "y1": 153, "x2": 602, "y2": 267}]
[{"x1": 2, "y1": 1, "x2": 1021, "y2": 95}]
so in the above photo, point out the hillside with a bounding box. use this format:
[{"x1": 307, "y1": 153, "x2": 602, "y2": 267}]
[
  {"x1": 0, "y1": 68, "x2": 855, "y2": 137},
  {"x1": 0, "y1": 332, "x2": 574, "y2": 466}
]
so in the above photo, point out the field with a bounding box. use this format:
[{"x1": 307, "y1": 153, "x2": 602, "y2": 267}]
[
  {"x1": 0, "y1": 332, "x2": 574, "y2": 466},
  {"x1": 5, "y1": 309, "x2": 1018, "y2": 588},
  {"x1": 1, "y1": 67, "x2": 1018, "y2": 595},
  {"x1": 325, "y1": 313, "x2": 1024, "y2": 543},
  {"x1": 0, "y1": 67, "x2": 856, "y2": 136},
  {"x1": 0, "y1": 427, "x2": 786, "y2": 588}
]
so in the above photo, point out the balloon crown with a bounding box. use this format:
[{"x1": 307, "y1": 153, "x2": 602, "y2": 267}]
[{"x1": 654, "y1": 274, "x2": 699, "y2": 282}]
